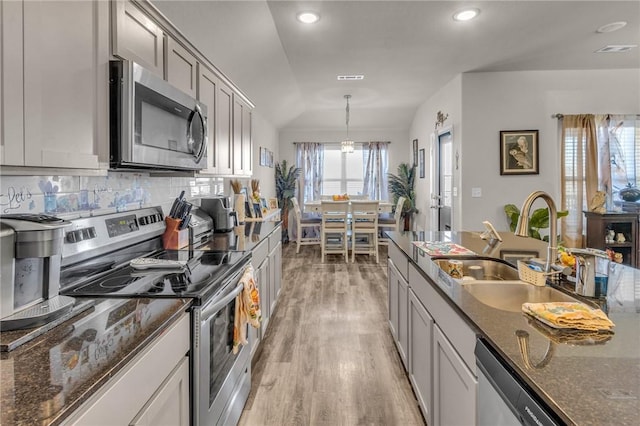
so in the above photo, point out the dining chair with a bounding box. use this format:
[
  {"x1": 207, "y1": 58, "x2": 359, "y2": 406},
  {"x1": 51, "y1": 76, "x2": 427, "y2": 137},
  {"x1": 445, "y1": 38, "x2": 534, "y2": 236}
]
[
  {"x1": 350, "y1": 200, "x2": 380, "y2": 263},
  {"x1": 320, "y1": 200, "x2": 349, "y2": 263},
  {"x1": 378, "y1": 196, "x2": 406, "y2": 246},
  {"x1": 291, "y1": 197, "x2": 321, "y2": 254}
]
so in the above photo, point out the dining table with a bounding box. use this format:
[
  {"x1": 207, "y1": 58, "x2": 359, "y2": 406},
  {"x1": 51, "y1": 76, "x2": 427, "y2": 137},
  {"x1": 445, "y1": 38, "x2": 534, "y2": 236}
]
[{"x1": 304, "y1": 199, "x2": 394, "y2": 214}]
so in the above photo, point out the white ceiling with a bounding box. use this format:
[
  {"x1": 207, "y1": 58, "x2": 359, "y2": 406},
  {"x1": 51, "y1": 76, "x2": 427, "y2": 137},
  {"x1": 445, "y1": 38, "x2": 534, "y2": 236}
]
[{"x1": 153, "y1": 0, "x2": 640, "y2": 131}]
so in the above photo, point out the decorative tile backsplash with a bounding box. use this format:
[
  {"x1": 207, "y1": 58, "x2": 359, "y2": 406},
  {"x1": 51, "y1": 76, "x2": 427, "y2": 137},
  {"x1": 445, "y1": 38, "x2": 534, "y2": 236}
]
[{"x1": 0, "y1": 172, "x2": 227, "y2": 218}]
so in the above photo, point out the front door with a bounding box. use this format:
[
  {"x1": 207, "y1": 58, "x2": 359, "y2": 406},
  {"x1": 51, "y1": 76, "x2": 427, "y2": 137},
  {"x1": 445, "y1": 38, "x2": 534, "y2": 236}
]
[{"x1": 431, "y1": 130, "x2": 453, "y2": 231}]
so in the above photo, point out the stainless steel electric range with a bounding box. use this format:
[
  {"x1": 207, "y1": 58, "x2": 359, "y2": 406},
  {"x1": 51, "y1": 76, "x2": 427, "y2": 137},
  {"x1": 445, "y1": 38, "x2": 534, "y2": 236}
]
[{"x1": 58, "y1": 206, "x2": 253, "y2": 426}]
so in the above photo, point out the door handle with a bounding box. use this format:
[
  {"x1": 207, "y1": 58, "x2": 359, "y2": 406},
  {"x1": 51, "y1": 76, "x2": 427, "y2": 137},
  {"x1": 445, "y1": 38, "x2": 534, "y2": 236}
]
[
  {"x1": 187, "y1": 104, "x2": 207, "y2": 163},
  {"x1": 430, "y1": 205, "x2": 444, "y2": 209}
]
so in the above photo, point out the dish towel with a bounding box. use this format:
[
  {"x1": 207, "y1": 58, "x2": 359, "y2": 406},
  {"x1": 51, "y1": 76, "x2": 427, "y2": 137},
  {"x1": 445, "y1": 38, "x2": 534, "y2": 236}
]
[
  {"x1": 522, "y1": 302, "x2": 614, "y2": 332},
  {"x1": 233, "y1": 265, "x2": 262, "y2": 354},
  {"x1": 412, "y1": 241, "x2": 476, "y2": 256}
]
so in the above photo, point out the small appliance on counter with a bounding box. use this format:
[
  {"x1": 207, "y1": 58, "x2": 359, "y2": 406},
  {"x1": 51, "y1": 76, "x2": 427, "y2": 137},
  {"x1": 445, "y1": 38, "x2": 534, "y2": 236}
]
[
  {"x1": 0, "y1": 214, "x2": 75, "y2": 331},
  {"x1": 200, "y1": 196, "x2": 238, "y2": 233}
]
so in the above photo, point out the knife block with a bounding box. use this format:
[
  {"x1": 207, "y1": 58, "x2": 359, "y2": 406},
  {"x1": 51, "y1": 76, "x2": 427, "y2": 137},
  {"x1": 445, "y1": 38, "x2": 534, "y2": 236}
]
[{"x1": 162, "y1": 217, "x2": 189, "y2": 249}]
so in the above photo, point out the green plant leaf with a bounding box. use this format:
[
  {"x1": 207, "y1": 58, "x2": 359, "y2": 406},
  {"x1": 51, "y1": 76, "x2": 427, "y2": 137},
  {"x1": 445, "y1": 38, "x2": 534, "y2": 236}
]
[
  {"x1": 504, "y1": 204, "x2": 520, "y2": 232},
  {"x1": 388, "y1": 163, "x2": 417, "y2": 213}
]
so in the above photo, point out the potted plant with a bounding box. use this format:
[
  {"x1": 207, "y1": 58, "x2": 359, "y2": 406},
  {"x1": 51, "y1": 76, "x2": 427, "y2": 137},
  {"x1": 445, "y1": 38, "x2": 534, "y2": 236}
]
[
  {"x1": 388, "y1": 163, "x2": 418, "y2": 231},
  {"x1": 275, "y1": 160, "x2": 301, "y2": 243},
  {"x1": 504, "y1": 204, "x2": 568, "y2": 242}
]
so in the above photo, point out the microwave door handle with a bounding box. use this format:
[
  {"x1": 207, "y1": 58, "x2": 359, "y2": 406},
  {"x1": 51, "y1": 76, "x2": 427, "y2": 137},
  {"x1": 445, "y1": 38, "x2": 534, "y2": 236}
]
[
  {"x1": 187, "y1": 104, "x2": 207, "y2": 163},
  {"x1": 200, "y1": 282, "x2": 244, "y2": 322}
]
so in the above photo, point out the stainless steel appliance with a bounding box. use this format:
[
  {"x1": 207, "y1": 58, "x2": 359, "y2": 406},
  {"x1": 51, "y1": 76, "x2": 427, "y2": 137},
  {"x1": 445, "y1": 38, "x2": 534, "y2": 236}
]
[
  {"x1": 109, "y1": 60, "x2": 208, "y2": 171},
  {"x1": 0, "y1": 214, "x2": 75, "y2": 331},
  {"x1": 200, "y1": 196, "x2": 237, "y2": 233},
  {"x1": 58, "y1": 207, "x2": 252, "y2": 426},
  {"x1": 475, "y1": 338, "x2": 561, "y2": 426}
]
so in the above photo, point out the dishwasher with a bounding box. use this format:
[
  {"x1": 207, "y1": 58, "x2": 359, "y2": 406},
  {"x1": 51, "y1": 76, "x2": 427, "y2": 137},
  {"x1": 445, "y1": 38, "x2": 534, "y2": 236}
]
[{"x1": 475, "y1": 338, "x2": 564, "y2": 426}]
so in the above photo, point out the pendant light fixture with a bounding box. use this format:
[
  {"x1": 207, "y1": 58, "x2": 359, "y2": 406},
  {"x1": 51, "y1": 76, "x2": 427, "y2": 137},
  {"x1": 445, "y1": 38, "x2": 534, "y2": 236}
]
[{"x1": 341, "y1": 94, "x2": 354, "y2": 153}]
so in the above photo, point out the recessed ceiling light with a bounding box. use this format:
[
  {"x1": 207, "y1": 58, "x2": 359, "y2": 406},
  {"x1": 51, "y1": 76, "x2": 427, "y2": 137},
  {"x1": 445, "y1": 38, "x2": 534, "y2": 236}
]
[
  {"x1": 596, "y1": 21, "x2": 627, "y2": 33},
  {"x1": 297, "y1": 11, "x2": 319, "y2": 24},
  {"x1": 453, "y1": 8, "x2": 480, "y2": 22},
  {"x1": 595, "y1": 44, "x2": 637, "y2": 53}
]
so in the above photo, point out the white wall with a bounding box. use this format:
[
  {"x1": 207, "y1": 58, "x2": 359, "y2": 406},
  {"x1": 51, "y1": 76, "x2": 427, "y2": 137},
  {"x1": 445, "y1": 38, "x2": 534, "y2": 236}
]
[
  {"x1": 246, "y1": 111, "x2": 279, "y2": 199},
  {"x1": 409, "y1": 75, "x2": 462, "y2": 232},
  {"x1": 410, "y1": 68, "x2": 640, "y2": 234}
]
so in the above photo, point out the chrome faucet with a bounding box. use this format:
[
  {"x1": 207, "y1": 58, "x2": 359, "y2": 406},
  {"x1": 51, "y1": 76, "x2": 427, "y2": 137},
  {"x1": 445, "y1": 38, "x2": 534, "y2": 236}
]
[{"x1": 515, "y1": 191, "x2": 557, "y2": 272}]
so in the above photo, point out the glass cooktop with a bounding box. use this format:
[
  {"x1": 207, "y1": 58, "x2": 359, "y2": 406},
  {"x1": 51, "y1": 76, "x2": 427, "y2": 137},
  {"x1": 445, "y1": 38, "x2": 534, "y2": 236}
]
[{"x1": 61, "y1": 250, "x2": 251, "y2": 305}]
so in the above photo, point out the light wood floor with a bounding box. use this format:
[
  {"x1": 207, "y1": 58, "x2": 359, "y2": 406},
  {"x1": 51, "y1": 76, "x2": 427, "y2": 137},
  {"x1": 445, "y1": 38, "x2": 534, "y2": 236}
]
[{"x1": 238, "y1": 242, "x2": 426, "y2": 426}]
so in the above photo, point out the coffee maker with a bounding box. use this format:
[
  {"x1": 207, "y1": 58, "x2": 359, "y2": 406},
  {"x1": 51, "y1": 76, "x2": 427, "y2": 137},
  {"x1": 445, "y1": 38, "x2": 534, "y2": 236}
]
[
  {"x1": 200, "y1": 196, "x2": 238, "y2": 233},
  {"x1": 0, "y1": 214, "x2": 75, "y2": 331}
]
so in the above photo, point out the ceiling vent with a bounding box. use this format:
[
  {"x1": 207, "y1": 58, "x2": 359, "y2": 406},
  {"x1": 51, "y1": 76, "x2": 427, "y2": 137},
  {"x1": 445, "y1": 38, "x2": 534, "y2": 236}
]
[
  {"x1": 595, "y1": 45, "x2": 637, "y2": 53},
  {"x1": 337, "y1": 75, "x2": 364, "y2": 81}
]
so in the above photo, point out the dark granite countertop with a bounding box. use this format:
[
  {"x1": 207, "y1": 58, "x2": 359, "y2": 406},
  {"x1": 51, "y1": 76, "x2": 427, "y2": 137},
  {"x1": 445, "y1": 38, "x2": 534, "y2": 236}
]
[
  {"x1": 197, "y1": 221, "x2": 281, "y2": 252},
  {"x1": 388, "y1": 230, "x2": 640, "y2": 426},
  {"x1": 0, "y1": 298, "x2": 191, "y2": 425}
]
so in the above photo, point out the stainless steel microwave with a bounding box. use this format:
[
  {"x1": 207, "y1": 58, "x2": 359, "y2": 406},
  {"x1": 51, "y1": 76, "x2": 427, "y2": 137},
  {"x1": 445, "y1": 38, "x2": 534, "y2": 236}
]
[{"x1": 109, "y1": 60, "x2": 207, "y2": 171}]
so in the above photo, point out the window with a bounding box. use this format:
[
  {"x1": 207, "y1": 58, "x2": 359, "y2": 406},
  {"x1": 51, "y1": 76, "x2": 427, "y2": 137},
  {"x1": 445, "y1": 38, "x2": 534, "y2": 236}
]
[{"x1": 321, "y1": 143, "x2": 366, "y2": 195}]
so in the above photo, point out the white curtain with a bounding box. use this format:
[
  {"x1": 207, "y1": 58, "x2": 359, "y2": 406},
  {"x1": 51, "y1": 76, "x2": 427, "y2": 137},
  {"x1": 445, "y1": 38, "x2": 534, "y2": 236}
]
[
  {"x1": 295, "y1": 143, "x2": 324, "y2": 204},
  {"x1": 362, "y1": 142, "x2": 389, "y2": 200}
]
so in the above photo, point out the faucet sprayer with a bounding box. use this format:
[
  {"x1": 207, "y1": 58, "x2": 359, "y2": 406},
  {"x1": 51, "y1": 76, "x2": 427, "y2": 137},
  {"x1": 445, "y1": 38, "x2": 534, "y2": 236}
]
[{"x1": 515, "y1": 191, "x2": 558, "y2": 273}]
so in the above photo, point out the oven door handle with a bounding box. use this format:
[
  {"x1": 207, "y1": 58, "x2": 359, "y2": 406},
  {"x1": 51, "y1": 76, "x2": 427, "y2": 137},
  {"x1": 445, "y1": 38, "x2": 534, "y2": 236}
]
[{"x1": 200, "y1": 282, "x2": 244, "y2": 322}]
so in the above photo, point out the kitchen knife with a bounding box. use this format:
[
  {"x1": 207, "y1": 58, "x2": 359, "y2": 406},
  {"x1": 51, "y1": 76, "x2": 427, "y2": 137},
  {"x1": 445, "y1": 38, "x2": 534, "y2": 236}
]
[{"x1": 169, "y1": 191, "x2": 187, "y2": 218}]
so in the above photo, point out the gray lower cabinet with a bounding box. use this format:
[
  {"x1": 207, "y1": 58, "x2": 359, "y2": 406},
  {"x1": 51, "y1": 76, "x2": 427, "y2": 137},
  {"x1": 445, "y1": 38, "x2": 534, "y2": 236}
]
[
  {"x1": 408, "y1": 289, "x2": 433, "y2": 424},
  {"x1": 433, "y1": 325, "x2": 476, "y2": 426},
  {"x1": 388, "y1": 258, "x2": 409, "y2": 369},
  {"x1": 62, "y1": 314, "x2": 190, "y2": 425},
  {"x1": 249, "y1": 226, "x2": 282, "y2": 359},
  {"x1": 387, "y1": 248, "x2": 477, "y2": 426}
]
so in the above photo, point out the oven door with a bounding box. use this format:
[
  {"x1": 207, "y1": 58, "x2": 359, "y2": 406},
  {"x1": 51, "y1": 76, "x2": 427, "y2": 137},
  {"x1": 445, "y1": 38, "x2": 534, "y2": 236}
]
[
  {"x1": 110, "y1": 60, "x2": 207, "y2": 171},
  {"x1": 194, "y1": 274, "x2": 251, "y2": 426}
]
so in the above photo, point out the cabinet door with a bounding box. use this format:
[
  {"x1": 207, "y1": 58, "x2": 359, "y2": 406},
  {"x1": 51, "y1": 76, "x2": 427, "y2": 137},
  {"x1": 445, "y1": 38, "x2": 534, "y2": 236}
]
[
  {"x1": 233, "y1": 96, "x2": 252, "y2": 176},
  {"x1": 197, "y1": 65, "x2": 218, "y2": 174},
  {"x1": 166, "y1": 37, "x2": 197, "y2": 98},
  {"x1": 1, "y1": 0, "x2": 24, "y2": 165},
  {"x1": 433, "y1": 325, "x2": 477, "y2": 426},
  {"x1": 130, "y1": 357, "x2": 190, "y2": 426},
  {"x1": 408, "y1": 290, "x2": 433, "y2": 424},
  {"x1": 112, "y1": 0, "x2": 164, "y2": 77},
  {"x1": 3, "y1": 0, "x2": 107, "y2": 169},
  {"x1": 397, "y1": 271, "x2": 409, "y2": 369},
  {"x1": 216, "y1": 82, "x2": 234, "y2": 175},
  {"x1": 388, "y1": 259, "x2": 399, "y2": 340},
  {"x1": 268, "y1": 242, "x2": 282, "y2": 315},
  {"x1": 256, "y1": 257, "x2": 270, "y2": 336}
]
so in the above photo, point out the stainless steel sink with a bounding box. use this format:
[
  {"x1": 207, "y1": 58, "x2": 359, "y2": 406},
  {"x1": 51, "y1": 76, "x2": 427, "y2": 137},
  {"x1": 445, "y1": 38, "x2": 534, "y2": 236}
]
[
  {"x1": 433, "y1": 256, "x2": 520, "y2": 281},
  {"x1": 464, "y1": 283, "x2": 582, "y2": 312}
]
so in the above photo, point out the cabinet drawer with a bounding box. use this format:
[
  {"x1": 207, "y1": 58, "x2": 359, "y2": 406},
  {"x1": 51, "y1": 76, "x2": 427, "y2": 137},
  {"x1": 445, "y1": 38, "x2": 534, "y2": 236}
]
[
  {"x1": 389, "y1": 242, "x2": 408, "y2": 280},
  {"x1": 269, "y1": 226, "x2": 281, "y2": 252},
  {"x1": 252, "y1": 239, "x2": 268, "y2": 266}
]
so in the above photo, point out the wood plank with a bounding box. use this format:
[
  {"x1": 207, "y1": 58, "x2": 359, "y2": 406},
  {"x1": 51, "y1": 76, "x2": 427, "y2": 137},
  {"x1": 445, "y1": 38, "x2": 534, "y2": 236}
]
[{"x1": 239, "y1": 244, "x2": 425, "y2": 426}]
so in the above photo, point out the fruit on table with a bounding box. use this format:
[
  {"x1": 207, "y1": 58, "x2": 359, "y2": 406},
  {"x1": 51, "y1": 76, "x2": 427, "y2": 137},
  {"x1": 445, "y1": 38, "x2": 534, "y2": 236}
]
[{"x1": 559, "y1": 251, "x2": 576, "y2": 267}]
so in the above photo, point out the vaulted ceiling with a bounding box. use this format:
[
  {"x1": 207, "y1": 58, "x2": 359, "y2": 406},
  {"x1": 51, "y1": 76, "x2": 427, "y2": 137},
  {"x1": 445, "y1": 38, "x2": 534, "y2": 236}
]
[{"x1": 153, "y1": 0, "x2": 640, "y2": 131}]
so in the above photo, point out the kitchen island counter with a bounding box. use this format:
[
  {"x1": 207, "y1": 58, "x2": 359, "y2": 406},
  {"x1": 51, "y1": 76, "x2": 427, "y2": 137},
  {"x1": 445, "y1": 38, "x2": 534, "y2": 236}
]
[
  {"x1": 388, "y1": 230, "x2": 640, "y2": 425},
  {"x1": 0, "y1": 298, "x2": 191, "y2": 425}
]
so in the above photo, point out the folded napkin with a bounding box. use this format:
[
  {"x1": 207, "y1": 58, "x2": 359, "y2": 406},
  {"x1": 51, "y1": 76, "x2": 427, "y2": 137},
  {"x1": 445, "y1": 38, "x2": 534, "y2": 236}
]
[
  {"x1": 233, "y1": 265, "x2": 262, "y2": 354},
  {"x1": 413, "y1": 241, "x2": 476, "y2": 256},
  {"x1": 522, "y1": 302, "x2": 614, "y2": 332},
  {"x1": 524, "y1": 314, "x2": 613, "y2": 345}
]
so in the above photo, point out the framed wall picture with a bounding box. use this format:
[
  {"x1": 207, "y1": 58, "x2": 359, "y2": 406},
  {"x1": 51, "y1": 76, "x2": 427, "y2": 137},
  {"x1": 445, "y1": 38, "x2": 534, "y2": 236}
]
[
  {"x1": 499, "y1": 130, "x2": 539, "y2": 175},
  {"x1": 419, "y1": 148, "x2": 425, "y2": 178},
  {"x1": 268, "y1": 197, "x2": 278, "y2": 210},
  {"x1": 413, "y1": 138, "x2": 419, "y2": 167}
]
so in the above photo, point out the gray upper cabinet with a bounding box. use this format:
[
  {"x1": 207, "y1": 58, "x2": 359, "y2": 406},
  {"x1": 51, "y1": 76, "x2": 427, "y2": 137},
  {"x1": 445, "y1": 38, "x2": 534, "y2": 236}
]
[
  {"x1": 232, "y1": 96, "x2": 253, "y2": 176},
  {"x1": 166, "y1": 37, "x2": 197, "y2": 98},
  {"x1": 1, "y1": 0, "x2": 108, "y2": 170},
  {"x1": 112, "y1": 0, "x2": 253, "y2": 177},
  {"x1": 112, "y1": 0, "x2": 165, "y2": 78},
  {"x1": 217, "y1": 83, "x2": 235, "y2": 175}
]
